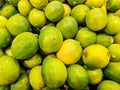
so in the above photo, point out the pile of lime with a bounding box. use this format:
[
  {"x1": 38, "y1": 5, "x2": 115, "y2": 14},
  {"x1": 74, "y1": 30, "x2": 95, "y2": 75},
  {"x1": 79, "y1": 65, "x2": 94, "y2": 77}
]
[{"x1": 1, "y1": 0, "x2": 120, "y2": 90}]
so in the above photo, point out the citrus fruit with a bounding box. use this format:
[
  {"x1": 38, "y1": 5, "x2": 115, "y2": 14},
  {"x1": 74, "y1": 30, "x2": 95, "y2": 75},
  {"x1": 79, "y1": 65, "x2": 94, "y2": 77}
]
[
  {"x1": 108, "y1": 44, "x2": 120, "y2": 61},
  {"x1": 43, "y1": 54, "x2": 56, "y2": 64},
  {"x1": 115, "y1": 9, "x2": 120, "y2": 17},
  {"x1": 96, "y1": 32, "x2": 114, "y2": 47},
  {"x1": 114, "y1": 32, "x2": 120, "y2": 44},
  {"x1": 85, "y1": 0, "x2": 106, "y2": 8},
  {"x1": 63, "y1": 3, "x2": 71, "y2": 16},
  {"x1": 5, "y1": 47, "x2": 13, "y2": 57},
  {"x1": 86, "y1": 68, "x2": 103, "y2": 85},
  {"x1": 0, "y1": 55, "x2": 20, "y2": 85},
  {"x1": 56, "y1": 39, "x2": 82, "y2": 65},
  {"x1": 7, "y1": 0, "x2": 20, "y2": 6},
  {"x1": 97, "y1": 80, "x2": 120, "y2": 90},
  {"x1": 0, "y1": 27, "x2": 11, "y2": 48},
  {"x1": 0, "y1": 4, "x2": 17, "y2": 18},
  {"x1": 29, "y1": 65, "x2": 44, "y2": 90},
  {"x1": 67, "y1": 0, "x2": 85, "y2": 6},
  {"x1": 67, "y1": 64, "x2": 89, "y2": 90},
  {"x1": 56, "y1": 16, "x2": 78, "y2": 39},
  {"x1": 30, "y1": 0, "x2": 48, "y2": 9},
  {"x1": 0, "y1": 15, "x2": 7, "y2": 27},
  {"x1": 71, "y1": 4, "x2": 90, "y2": 25},
  {"x1": 82, "y1": 44, "x2": 110, "y2": 69},
  {"x1": 6, "y1": 14, "x2": 31, "y2": 36},
  {"x1": 107, "y1": 0, "x2": 120, "y2": 12},
  {"x1": 11, "y1": 32, "x2": 39, "y2": 59},
  {"x1": 0, "y1": 85, "x2": 9, "y2": 90},
  {"x1": 23, "y1": 53, "x2": 42, "y2": 68},
  {"x1": 39, "y1": 26, "x2": 63, "y2": 54},
  {"x1": 75, "y1": 27, "x2": 96, "y2": 48},
  {"x1": 28, "y1": 8, "x2": 46, "y2": 28},
  {"x1": 10, "y1": 72, "x2": 30, "y2": 90},
  {"x1": 45, "y1": 1, "x2": 65, "y2": 22},
  {"x1": 104, "y1": 15, "x2": 120, "y2": 35},
  {"x1": 104, "y1": 62, "x2": 120, "y2": 83},
  {"x1": 86, "y1": 8, "x2": 107, "y2": 31},
  {"x1": 42, "y1": 57, "x2": 67, "y2": 88},
  {"x1": 18, "y1": 0, "x2": 33, "y2": 16},
  {"x1": 101, "y1": 2, "x2": 107, "y2": 14}
]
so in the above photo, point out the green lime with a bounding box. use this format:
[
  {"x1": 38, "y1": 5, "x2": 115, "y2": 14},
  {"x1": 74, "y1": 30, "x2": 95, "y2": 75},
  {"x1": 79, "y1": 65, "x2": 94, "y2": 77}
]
[
  {"x1": 0, "y1": 27, "x2": 11, "y2": 48},
  {"x1": 0, "y1": 15, "x2": 7, "y2": 27},
  {"x1": 96, "y1": 32, "x2": 114, "y2": 47},
  {"x1": 42, "y1": 57, "x2": 67, "y2": 88},
  {"x1": 71, "y1": 4, "x2": 90, "y2": 25},
  {"x1": 0, "y1": 55, "x2": 20, "y2": 85},
  {"x1": 18, "y1": 0, "x2": 33, "y2": 16},
  {"x1": 29, "y1": 66, "x2": 45, "y2": 90},
  {"x1": 108, "y1": 44, "x2": 120, "y2": 62},
  {"x1": 11, "y1": 32, "x2": 39, "y2": 59},
  {"x1": 67, "y1": 64, "x2": 89, "y2": 90},
  {"x1": 28, "y1": 8, "x2": 46, "y2": 28},
  {"x1": 6, "y1": 14, "x2": 31, "y2": 36},
  {"x1": 0, "y1": 4, "x2": 17, "y2": 18},
  {"x1": 75, "y1": 27, "x2": 96, "y2": 48},
  {"x1": 86, "y1": 8, "x2": 107, "y2": 31},
  {"x1": 39, "y1": 26, "x2": 63, "y2": 54},
  {"x1": 56, "y1": 16, "x2": 78, "y2": 39},
  {"x1": 67, "y1": 0, "x2": 85, "y2": 6},
  {"x1": 97, "y1": 80, "x2": 120, "y2": 90},
  {"x1": 45, "y1": 1, "x2": 65, "y2": 22},
  {"x1": 23, "y1": 53, "x2": 42, "y2": 68},
  {"x1": 30, "y1": 0, "x2": 48, "y2": 9}
]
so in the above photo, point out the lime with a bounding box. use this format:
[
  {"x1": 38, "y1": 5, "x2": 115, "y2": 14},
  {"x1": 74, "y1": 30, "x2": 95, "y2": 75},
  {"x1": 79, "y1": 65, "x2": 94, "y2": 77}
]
[
  {"x1": 86, "y1": 68, "x2": 103, "y2": 85},
  {"x1": 6, "y1": 14, "x2": 31, "y2": 36},
  {"x1": 42, "y1": 57, "x2": 67, "y2": 88},
  {"x1": 45, "y1": 1, "x2": 65, "y2": 22},
  {"x1": 0, "y1": 27, "x2": 11, "y2": 48},
  {"x1": 96, "y1": 32, "x2": 114, "y2": 47},
  {"x1": 104, "y1": 15, "x2": 120, "y2": 35},
  {"x1": 56, "y1": 16, "x2": 78, "y2": 39},
  {"x1": 23, "y1": 53, "x2": 42, "y2": 68},
  {"x1": 63, "y1": 3, "x2": 71, "y2": 16},
  {"x1": 39, "y1": 26, "x2": 63, "y2": 54},
  {"x1": 7, "y1": 0, "x2": 20, "y2": 6},
  {"x1": 85, "y1": 0, "x2": 106, "y2": 8},
  {"x1": 0, "y1": 4, "x2": 17, "y2": 18},
  {"x1": 0, "y1": 55, "x2": 20, "y2": 85},
  {"x1": 10, "y1": 72, "x2": 31, "y2": 90},
  {"x1": 30, "y1": 0, "x2": 48, "y2": 9},
  {"x1": 67, "y1": 64, "x2": 89, "y2": 90},
  {"x1": 97, "y1": 80, "x2": 120, "y2": 90},
  {"x1": 49, "y1": 0, "x2": 65, "y2": 2},
  {"x1": 108, "y1": 44, "x2": 120, "y2": 62},
  {"x1": 71, "y1": 4, "x2": 90, "y2": 25},
  {"x1": 0, "y1": 15, "x2": 7, "y2": 27},
  {"x1": 28, "y1": 8, "x2": 46, "y2": 28},
  {"x1": 5, "y1": 47, "x2": 13, "y2": 57},
  {"x1": 75, "y1": 27, "x2": 96, "y2": 48},
  {"x1": 104, "y1": 62, "x2": 120, "y2": 83},
  {"x1": 114, "y1": 32, "x2": 120, "y2": 44},
  {"x1": 67, "y1": 0, "x2": 85, "y2": 6},
  {"x1": 107, "y1": 0, "x2": 120, "y2": 12},
  {"x1": 86, "y1": 8, "x2": 107, "y2": 31},
  {"x1": 11, "y1": 32, "x2": 39, "y2": 59},
  {"x1": 56, "y1": 39, "x2": 82, "y2": 65},
  {"x1": 18, "y1": 0, "x2": 33, "y2": 16},
  {"x1": 29, "y1": 66, "x2": 44, "y2": 90},
  {"x1": 82, "y1": 44, "x2": 110, "y2": 69}
]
